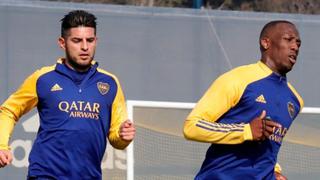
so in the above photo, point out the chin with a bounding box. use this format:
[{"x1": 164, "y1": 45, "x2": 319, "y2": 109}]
[
  {"x1": 78, "y1": 60, "x2": 92, "y2": 66},
  {"x1": 74, "y1": 61, "x2": 91, "y2": 70},
  {"x1": 79, "y1": 64, "x2": 92, "y2": 69},
  {"x1": 284, "y1": 62, "x2": 294, "y2": 71},
  {"x1": 282, "y1": 67, "x2": 292, "y2": 74}
]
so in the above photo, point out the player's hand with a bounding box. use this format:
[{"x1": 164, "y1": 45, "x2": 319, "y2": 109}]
[
  {"x1": 0, "y1": 149, "x2": 13, "y2": 168},
  {"x1": 119, "y1": 119, "x2": 135, "y2": 142},
  {"x1": 262, "y1": 116, "x2": 281, "y2": 138},
  {"x1": 275, "y1": 172, "x2": 287, "y2": 180},
  {"x1": 250, "y1": 110, "x2": 281, "y2": 141}
]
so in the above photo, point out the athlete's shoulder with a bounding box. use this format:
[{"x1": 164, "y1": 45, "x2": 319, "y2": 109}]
[
  {"x1": 97, "y1": 68, "x2": 120, "y2": 84},
  {"x1": 287, "y1": 82, "x2": 304, "y2": 109},
  {"x1": 26, "y1": 64, "x2": 56, "y2": 82},
  {"x1": 219, "y1": 61, "x2": 270, "y2": 83},
  {"x1": 36, "y1": 64, "x2": 56, "y2": 75},
  {"x1": 230, "y1": 61, "x2": 267, "y2": 76}
]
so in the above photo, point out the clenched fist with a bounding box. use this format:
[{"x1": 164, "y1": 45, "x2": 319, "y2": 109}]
[
  {"x1": 250, "y1": 110, "x2": 281, "y2": 141},
  {"x1": 119, "y1": 119, "x2": 135, "y2": 142},
  {"x1": 0, "y1": 150, "x2": 12, "y2": 168}
]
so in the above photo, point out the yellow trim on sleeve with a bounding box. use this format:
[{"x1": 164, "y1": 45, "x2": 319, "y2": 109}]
[
  {"x1": 287, "y1": 82, "x2": 304, "y2": 110},
  {"x1": 0, "y1": 108, "x2": 15, "y2": 150},
  {"x1": 184, "y1": 61, "x2": 271, "y2": 144},
  {"x1": 274, "y1": 163, "x2": 282, "y2": 173},
  {"x1": 97, "y1": 68, "x2": 130, "y2": 150},
  {"x1": 184, "y1": 119, "x2": 253, "y2": 144},
  {"x1": 0, "y1": 65, "x2": 55, "y2": 150},
  {"x1": 243, "y1": 124, "x2": 253, "y2": 141}
]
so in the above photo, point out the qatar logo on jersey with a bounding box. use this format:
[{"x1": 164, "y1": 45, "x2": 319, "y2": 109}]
[
  {"x1": 269, "y1": 126, "x2": 288, "y2": 144},
  {"x1": 58, "y1": 101, "x2": 100, "y2": 120}
]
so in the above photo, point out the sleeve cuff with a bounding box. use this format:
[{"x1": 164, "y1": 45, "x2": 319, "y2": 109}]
[
  {"x1": 0, "y1": 144, "x2": 10, "y2": 150},
  {"x1": 275, "y1": 163, "x2": 282, "y2": 173},
  {"x1": 243, "y1": 123, "x2": 253, "y2": 141}
]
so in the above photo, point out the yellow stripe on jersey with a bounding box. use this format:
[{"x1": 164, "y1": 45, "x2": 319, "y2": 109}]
[
  {"x1": 274, "y1": 163, "x2": 282, "y2": 174},
  {"x1": 97, "y1": 68, "x2": 129, "y2": 150},
  {"x1": 184, "y1": 61, "x2": 272, "y2": 144},
  {"x1": 287, "y1": 82, "x2": 304, "y2": 111},
  {"x1": 0, "y1": 65, "x2": 55, "y2": 150},
  {"x1": 0, "y1": 108, "x2": 16, "y2": 150}
]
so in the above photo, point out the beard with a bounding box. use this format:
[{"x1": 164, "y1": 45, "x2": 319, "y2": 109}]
[{"x1": 65, "y1": 52, "x2": 94, "y2": 72}]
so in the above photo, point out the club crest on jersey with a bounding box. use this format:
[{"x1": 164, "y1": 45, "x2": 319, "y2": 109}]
[
  {"x1": 97, "y1": 82, "x2": 110, "y2": 95},
  {"x1": 287, "y1": 102, "x2": 295, "y2": 118}
]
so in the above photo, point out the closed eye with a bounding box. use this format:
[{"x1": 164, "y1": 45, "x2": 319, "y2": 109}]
[
  {"x1": 71, "y1": 38, "x2": 82, "y2": 43},
  {"x1": 87, "y1": 38, "x2": 95, "y2": 43}
]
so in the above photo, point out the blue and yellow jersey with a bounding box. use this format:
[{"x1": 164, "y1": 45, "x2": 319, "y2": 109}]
[
  {"x1": 184, "y1": 61, "x2": 303, "y2": 179},
  {"x1": 0, "y1": 58, "x2": 129, "y2": 179}
]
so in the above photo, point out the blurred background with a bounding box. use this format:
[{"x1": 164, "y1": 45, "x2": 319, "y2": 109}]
[{"x1": 38, "y1": 0, "x2": 320, "y2": 14}]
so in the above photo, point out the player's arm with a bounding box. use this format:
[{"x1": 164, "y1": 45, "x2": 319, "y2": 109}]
[
  {"x1": 0, "y1": 71, "x2": 39, "y2": 167},
  {"x1": 0, "y1": 71, "x2": 39, "y2": 150},
  {"x1": 108, "y1": 80, "x2": 135, "y2": 150},
  {"x1": 183, "y1": 73, "x2": 253, "y2": 144},
  {"x1": 0, "y1": 106, "x2": 16, "y2": 167}
]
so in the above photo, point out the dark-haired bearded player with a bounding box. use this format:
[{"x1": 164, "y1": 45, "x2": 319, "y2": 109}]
[{"x1": 0, "y1": 10, "x2": 135, "y2": 180}]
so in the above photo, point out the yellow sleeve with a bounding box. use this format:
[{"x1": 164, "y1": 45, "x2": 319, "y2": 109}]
[
  {"x1": 274, "y1": 163, "x2": 282, "y2": 174},
  {"x1": 183, "y1": 71, "x2": 253, "y2": 144},
  {"x1": 0, "y1": 71, "x2": 39, "y2": 150},
  {"x1": 108, "y1": 79, "x2": 130, "y2": 150},
  {"x1": 287, "y1": 82, "x2": 304, "y2": 111}
]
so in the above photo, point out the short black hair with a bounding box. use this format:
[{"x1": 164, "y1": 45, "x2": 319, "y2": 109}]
[
  {"x1": 259, "y1": 20, "x2": 295, "y2": 51},
  {"x1": 61, "y1": 10, "x2": 97, "y2": 38},
  {"x1": 259, "y1": 20, "x2": 294, "y2": 40}
]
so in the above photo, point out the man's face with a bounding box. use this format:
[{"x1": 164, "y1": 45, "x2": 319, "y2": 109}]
[
  {"x1": 267, "y1": 23, "x2": 301, "y2": 75},
  {"x1": 59, "y1": 26, "x2": 97, "y2": 72}
]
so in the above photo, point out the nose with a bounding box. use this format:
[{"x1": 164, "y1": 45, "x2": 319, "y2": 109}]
[
  {"x1": 81, "y1": 40, "x2": 88, "y2": 51},
  {"x1": 291, "y1": 42, "x2": 299, "y2": 53}
]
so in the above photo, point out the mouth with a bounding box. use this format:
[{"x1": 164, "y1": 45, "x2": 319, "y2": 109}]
[
  {"x1": 79, "y1": 54, "x2": 90, "y2": 59},
  {"x1": 288, "y1": 55, "x2": 297, "y2": 64}
]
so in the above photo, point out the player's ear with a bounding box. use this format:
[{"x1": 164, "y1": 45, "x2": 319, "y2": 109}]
[
  {"x1": 58, "y1": 37, "x2": 66, "y2": 50},
  {"x1": 260, "y1": 37, "x2": 270, "y2": 50}
]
